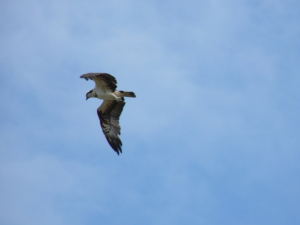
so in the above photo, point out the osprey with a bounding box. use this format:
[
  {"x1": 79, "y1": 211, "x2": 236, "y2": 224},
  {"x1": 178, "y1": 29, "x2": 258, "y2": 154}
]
[{"x1": 80, "y1": 73, "x2": 136, "y2": 155}]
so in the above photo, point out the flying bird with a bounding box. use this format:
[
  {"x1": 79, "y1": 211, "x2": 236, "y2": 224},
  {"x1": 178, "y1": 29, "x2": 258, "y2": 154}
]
[{"x1": 80, "y1": 73, "x2": 136, "y2": 155}]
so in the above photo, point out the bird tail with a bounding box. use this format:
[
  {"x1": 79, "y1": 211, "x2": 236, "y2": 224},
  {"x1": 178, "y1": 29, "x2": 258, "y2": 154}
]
[{"x1": 116, "y1": 91, "x2": 136, "y2": 98}]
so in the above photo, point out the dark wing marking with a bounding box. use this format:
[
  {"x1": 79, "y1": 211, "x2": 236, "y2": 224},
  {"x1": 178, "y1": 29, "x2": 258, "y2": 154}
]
[
  {"x1": 80, "y1": 73, "x2": 117, "y2": 92},
  {"x1": 97, "y1": 100, "x2": 126, "y2": 155}
]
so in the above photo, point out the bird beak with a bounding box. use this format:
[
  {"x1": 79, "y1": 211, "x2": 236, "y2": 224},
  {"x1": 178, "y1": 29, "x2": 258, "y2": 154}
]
[{"x1": 86, "y1": 96, "x2": 88, "y2": 100}]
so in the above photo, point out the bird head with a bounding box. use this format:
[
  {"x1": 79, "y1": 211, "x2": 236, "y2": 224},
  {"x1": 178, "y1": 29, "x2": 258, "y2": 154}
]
[{"x1": 86, "y1": 89, "x2": 96, "y2": 100}]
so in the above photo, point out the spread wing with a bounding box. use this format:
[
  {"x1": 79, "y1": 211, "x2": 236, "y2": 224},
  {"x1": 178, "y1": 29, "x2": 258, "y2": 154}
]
[
  {"x1": 97, "y1": 100, "x2": 125, "y2": 154},
  {"x1": 80, "y1": 73, "x2": 117, "y2": 92}
]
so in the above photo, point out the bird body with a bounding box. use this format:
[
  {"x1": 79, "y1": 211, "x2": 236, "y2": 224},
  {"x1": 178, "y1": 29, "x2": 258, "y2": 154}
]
[
  {"x1": 94, "y1": 88, "x2": 120, "y2": 101},
  {"x1": 80, "y1": 73, "x2": 136, "y2": 155}
]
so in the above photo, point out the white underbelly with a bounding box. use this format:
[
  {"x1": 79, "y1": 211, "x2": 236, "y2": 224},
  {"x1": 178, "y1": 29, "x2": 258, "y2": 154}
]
[{"x1": 96, "y1": 90, "x2": 117, "y2": 100}]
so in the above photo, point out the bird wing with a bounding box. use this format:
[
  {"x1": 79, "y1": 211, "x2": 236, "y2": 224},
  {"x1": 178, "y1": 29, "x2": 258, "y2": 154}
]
[
  {"x1": 80, "y1": 73, "x2": 117, "y2": 92},
  {"x1": 97, "y1": 100, "x2": 125, "y2": 154}
]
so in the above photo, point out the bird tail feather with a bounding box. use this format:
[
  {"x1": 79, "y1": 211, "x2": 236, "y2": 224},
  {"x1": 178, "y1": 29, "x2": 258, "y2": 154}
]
[{"x1": 116, "y1": 91, "x2": 136, "y2": 98}]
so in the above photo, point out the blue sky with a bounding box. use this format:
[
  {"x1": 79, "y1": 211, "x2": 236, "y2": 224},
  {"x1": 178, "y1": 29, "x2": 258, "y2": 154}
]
[{"x1": 1, "y1": 0, "x2": 300, "y2": 224}]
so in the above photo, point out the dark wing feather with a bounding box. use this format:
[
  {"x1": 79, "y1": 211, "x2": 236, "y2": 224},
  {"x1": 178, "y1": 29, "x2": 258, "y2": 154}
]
[
  {"x1": 80, "y1": 73, "x2": 117, "y2": 92},
  {"x1": 97, "y1": 100, "x2": 126, "y2": 155}
]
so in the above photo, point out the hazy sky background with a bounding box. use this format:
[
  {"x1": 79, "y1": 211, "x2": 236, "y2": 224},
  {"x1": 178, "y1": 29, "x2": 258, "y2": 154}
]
[{"x1": 1, "y1": 0, "x2": 300, "y2": 224}]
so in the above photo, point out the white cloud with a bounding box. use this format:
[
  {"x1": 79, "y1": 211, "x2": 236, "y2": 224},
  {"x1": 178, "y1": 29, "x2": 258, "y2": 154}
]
[{"x1": 0, "y1": 154, "x2": 133, "y2": 225}]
